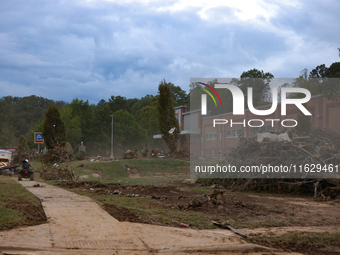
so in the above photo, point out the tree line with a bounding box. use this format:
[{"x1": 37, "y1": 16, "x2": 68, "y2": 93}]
[
  {"x1": 1, "y1": 62, "x2": 339, "y2": 156},
  {"x1": 0, "y1": 83, "x2": 188, "y2": 156}
]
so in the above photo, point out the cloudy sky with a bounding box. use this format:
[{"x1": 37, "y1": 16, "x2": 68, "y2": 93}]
[{"x1": 1, "y1": 0, "x2": 339, "y2": 104}]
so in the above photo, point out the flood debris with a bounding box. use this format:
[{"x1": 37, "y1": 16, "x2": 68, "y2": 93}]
[
  {"x1": 212, "y1": 221, "x2": 248, "y2": 238},
  {"x1": 221, "y1": 128, "x2": 340, "y2": 197},
  {"x1": 123, "y1": 149, "x2": 138, "y2": 159},
  {"x1": 32, "y1": 184, "x2": 44, "y2": 187},
  {"x1": 209, "y1": 190, "x2": 225, "y2": 201},
  {"x1": 40, "y1": 165, "x2": 77, "y2": 183},
  {"x1": 126, "y1": 194, "x2": 140, "y2": 197},
  {"x1": 142, "y1": 143, "x2": 149, "y2": 158},
  {"x1": 151, "y1": 149, "x2": 161, "y2": 157},
  {"x1": 257, "y1": 132, "x2": 291, "y2": 142},
  {"x1": 187, "y1": 199, "x2": 203, "y2": 209},
  {"x1": 230, "y1": 130, "x2": 340, "y2": 170}
]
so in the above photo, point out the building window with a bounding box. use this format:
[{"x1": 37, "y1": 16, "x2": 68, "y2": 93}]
[
  {"x1": 226, "y1": 129, "x2": 242, "y2": 138},
  {"x1": 253, "y1": 125, "x2": 273, "y2": 136},
  {"x1": 205, "y1": 132, "x2": 217, "y2": 140}
]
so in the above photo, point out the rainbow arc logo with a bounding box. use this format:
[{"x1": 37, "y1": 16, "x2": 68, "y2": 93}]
[{"x1": 195, "y1": 82, "x2": 222, "y2": 106}]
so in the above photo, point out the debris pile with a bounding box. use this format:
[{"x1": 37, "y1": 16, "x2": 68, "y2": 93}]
[
  {"x1": 123, "y1": 149, "x2": 138, "y2": 159},
  {"x1": 39, "y1": 146, "x2": 69, "y2": 164},
  {"x1": 221, "y1": 128, "x2": 340, "y2": 195},
  {"x1": 229, "y1": 129, "x2": 340, "y2": 176},
  {"x1": 172, "y1": 147, "x2": 190, "y2": 160},
  {"x1": 151, "y1": 149, "x2": 161, "y2": 157},
  {"x1": 142, "y1": 144, "x2": 149, "y2": 157},
  {"x1": 40, "y1": 165, "x2": 77, "y2": 183},
  {"x1": 89, "y1": 156, "x2": 113, "y2": 162}
]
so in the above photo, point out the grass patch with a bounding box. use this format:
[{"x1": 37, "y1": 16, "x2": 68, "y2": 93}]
[
  {"x1": 0, "y1": 178, "x2": 41, "y2": 206},
  {"x1": 55, "y1": 158, "x2": 190, "y2": 185},
  {"x1": 121, "y1": 158, "x2": 189, "y2": 177},
  {"x1": 0, "y1": 177, "x2": 46, "y2": 230},
  {"x1": 0, "y1": 206, "x2": 26, "y2": 230}
]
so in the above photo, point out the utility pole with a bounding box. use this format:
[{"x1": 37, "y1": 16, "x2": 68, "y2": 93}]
[{"x1": 109, "y1": 115, "x2": 114, "y2": 158}]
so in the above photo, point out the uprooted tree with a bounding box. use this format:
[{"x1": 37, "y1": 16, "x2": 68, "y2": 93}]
[{"x1": 157, "y1": 80, "x2": 180, "y2": 154}]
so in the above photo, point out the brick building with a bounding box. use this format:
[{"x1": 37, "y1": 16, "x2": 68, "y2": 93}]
[{"x1": 177, "y1": 95, "x2": 340, "y2": 156}]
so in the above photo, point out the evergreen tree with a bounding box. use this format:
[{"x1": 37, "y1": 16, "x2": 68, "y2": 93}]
[
  {"x1": 15, "y1": 135, "x2": 29, "y2": 163},
  {"x1": 157, "y1": 80, "x2": 179, "y2": 154},
  {"x1": 43, "y1": 106, "x2": 67, "y2": 149}
]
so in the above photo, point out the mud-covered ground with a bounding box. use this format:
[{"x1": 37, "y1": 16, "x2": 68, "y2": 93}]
[
  {"x1": 57, "y1": 181, "x2": 340, "y2": 253},
  {"x1": 0, "y1": 181, "x2": 274, "y2": 255},
  {"x1": 5, "y1": 201, "x2": 47, "y2": 226},
  {"x1": 60, "y1": 181, "x2": 340, "y2": 229},
  {"x1": 250, "y1": 231, "x2": 340, "y2": 255}
]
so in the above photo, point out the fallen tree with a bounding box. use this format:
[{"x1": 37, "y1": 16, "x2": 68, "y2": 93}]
[{"x1": 198, "y1": 128, "x2": 340, "y2": 197}]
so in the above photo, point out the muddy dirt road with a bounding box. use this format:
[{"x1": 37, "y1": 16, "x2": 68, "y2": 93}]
[{"x1": 0, "y1": 181, "x2": 287, "y2": 255}]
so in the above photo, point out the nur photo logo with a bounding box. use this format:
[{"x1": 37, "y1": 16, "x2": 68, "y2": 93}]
[{"x1": 196, "y1": 82, "x2": 312, "y2": 129}]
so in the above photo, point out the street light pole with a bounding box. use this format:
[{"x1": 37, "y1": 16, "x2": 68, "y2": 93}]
[{"x1": 109, "y1": 115, "x2": 114, "y2": 158}]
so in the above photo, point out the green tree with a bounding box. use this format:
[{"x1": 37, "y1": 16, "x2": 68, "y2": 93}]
[
  {"x1": 0, "y1": 122, "x2": 17, "y2": 147},
  {"x1": 43, "y1": 106, "x2": 67, "y2": 150},
  {"x1": 240, "y1": 69, "x2": 274, "y2": 80},
  {"x1": 157, "y1": 80, "x2": 179, "y2": 154},
  {"x1": 292, "y1": 76, "x2": 323, "y2": 96},
  {"x1": 169, "y1": 83, "x2": 189, "y2": 106},
  {"x1": 307, "y1": 62, "x2": 340, "y2": 100},
  {"x1": 325, "y1": 62, "x2": 340, "y2": 78},
  {"x1": 136, "y1": 105, "x2": 159, "y2": 137},
  {"x1": 16, "y1": 135, "x2": 29, "y2": 163},
  {"x1": 85, "y1": 102, "x2": 111, "y2": 155},
  {"x1": 131, "y1": 94, "x2": 155, "y2": 114},
  {"x1": 60, "y1": 105, "x2": 82, "y2": 148},
  {"x1": 0, "y1": 95, "x2": 66, "y2": 148},
  {"x1": 108, "y1": 96, "x2": 135, "y2": 113},
  {"x1": 135, "y1": 105, "x2": 162, "y2": 149},
  {"x1": 68, "y1": 98, "x2": 93, "y2": 145},
  {"x1": 26, "y1": 120, "x2": 44, "y2": 150},
  {"x1": 238, "y1": 68, "x2": 274, "y2": 106},
  {"x1": 113, "y1": 110, "x2": 147, "y2": 154},
  {"x1": 309, "y1": 64, "x2": 327, "y2": 78}
]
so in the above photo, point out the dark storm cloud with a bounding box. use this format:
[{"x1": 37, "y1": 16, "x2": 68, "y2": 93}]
[{"x1": 0, "y1": 0, "x2": 339, "y2": 103}]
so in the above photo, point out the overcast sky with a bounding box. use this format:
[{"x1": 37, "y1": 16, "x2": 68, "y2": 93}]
[{"x1": 1, "y1": 0, "x2": 339, "y2": 104}]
